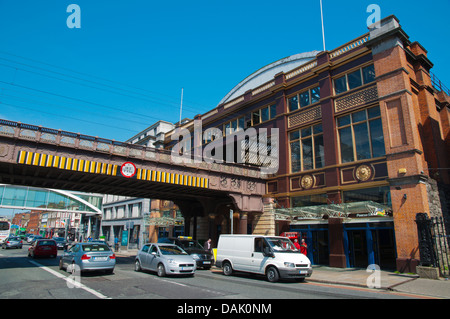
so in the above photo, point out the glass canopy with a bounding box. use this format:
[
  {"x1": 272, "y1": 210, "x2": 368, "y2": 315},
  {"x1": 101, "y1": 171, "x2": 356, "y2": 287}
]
[
  {"x1": 0, "y1": 184, "x2": 102, "y2": 215},
  {"x1": 274, "y1": 201, "x2": 392, "y2": 221}
]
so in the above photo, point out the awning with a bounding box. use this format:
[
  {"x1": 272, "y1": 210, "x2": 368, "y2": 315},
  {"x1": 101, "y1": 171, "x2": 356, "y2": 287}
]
[{"x1": 274, "y1": 201, "x2": 392, "y2": 221}]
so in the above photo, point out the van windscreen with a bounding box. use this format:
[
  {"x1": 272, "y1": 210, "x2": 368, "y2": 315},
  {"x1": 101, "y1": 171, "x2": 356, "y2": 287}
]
[{"x1": 266, "y1": 237, "x2": 298, "y2": 252}]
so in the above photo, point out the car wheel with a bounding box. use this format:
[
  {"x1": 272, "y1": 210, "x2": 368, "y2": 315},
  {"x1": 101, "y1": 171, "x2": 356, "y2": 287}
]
[
  {"x1": 105, "y1": 269, "x2": 114, "y2": 275},
  {"x1": 67, "y1": 262, "x2": 76, "y2": 275},
  {"x1": 135, "y1": 260, "x2": 142, "y2": 272},
  {"x1": 223, "y1": 262, "x2": 233, "y2": 276},
  {"x1": 157, "y1": 263, "x2": 166, "y2": 277},
  {"x1": 266, "y1": 266, "x2": 279, "y2": 283}
]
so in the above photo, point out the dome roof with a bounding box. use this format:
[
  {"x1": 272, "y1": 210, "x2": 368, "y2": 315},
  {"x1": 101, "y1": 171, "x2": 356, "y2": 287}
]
[{"x1": 219, "y1": 50, "x2": 320, "y2": 106}]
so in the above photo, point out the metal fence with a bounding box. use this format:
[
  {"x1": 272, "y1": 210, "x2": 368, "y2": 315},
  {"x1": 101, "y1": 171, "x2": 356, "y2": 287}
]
[{"x1": 416, "y1": 213, "x2": 450, "y2": 278}]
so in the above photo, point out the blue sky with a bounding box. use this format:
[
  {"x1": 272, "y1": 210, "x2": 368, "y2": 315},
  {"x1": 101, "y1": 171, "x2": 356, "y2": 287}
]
[{"x1": 0, "y1": 0, "x2": 449, "y2": 144}]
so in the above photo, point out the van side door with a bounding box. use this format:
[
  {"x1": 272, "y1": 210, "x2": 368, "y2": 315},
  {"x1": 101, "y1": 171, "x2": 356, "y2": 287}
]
[{"x1": 250, "y1": 237, "x2": 270, "y2": 274}]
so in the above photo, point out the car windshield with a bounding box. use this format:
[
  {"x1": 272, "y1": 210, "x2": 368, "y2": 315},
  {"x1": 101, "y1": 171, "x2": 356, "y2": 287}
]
[
  {"x1": 0, "y1": 222, "x2": 9, "y2": 231},
  {"x1": 266, "y1": 237, "x2": 298, "y2": 252},
  {"x1": 179, "y1": 240, "x2": 203, "y2": 250},
  {"x1": 82, "y1": 244, "x2": 110, "y2": 252},
  {"x1": 38, "y1": 240, "x2": 55, "y2": 246},
  {"x1": 53, "y1": 237, "x2": 65, "y2": 242},
  {"x1": 159, "y1": 245, "x2": 188, "y2": 255},
  {"x1": 9, "y1": 237, "x2": 20, "y2": 241}
]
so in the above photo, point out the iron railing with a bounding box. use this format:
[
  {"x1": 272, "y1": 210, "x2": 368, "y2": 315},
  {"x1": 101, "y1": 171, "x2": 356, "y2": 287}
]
[
  {"x1": 431, "y1": 72, "x2": 450, "y2": 96},
  {"x1": 416, "y1": 213, "x2": 450, "y2": 278}
]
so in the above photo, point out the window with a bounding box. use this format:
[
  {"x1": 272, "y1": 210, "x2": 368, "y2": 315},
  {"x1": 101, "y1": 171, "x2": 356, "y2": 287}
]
[
  {"x1": 243, "y1": 105, "x2": 277, "y2": 129},
  {"x1": 289, "y1": 123, "x2": 324, "y2": 173},
  {"x1": 343, "y1": 186, "x2": 391, "y2": 206},
  {"x1": 288, "y1": 96, "x2": 299, "y2": 112},
  {"x1": 222, "y1": 116, "x2": 245, "y2": 137},
  {"x1": 288, "y1": 86, "x2": 320, "y2": 112},
  {"x1": 337, "y1": 106, "x2": 385, "y2": 163},
  {"x1": 252, "y1": 111, "x2": 260, "y2": 125},
  {"x1": 333, "y1": 64, "x2": 376, "y2": 95},
  {"x1": 254, "y1": 238, "x2": 269, "y2": 253},
  {"x1": 292, "y1": 194, "x2": 328, "y2": 207},
  {"x1": 270, "y1": 104, "x2": 277, "y2": 119}
]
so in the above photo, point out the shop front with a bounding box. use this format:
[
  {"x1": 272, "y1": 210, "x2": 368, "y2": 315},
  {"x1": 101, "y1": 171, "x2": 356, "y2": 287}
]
[{"x1": 280, "y1": 201, "x2": 397, "y2": 270}]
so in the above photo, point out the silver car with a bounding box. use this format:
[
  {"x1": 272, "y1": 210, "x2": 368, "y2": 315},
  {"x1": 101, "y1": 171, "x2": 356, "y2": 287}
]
[
  {"x1": 1, "y1": 236, "x2": 23, "y2": 249},
  {"x1": 59, "y1": 242, "x2": 116, "y2": 274},
  {"x1": 135, "y1": 243, "x2": 196, "y2": 277}
]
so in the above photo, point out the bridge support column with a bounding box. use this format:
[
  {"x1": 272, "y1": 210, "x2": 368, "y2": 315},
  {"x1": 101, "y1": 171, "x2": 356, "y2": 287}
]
[{"x1": 239, "y1": 213, "x2": 248, "y2": 234}]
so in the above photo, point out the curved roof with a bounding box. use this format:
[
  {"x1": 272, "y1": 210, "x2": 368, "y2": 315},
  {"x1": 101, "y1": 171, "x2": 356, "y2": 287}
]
[
  {"x1": 0, "y1": 184, "x2": 102, "y2": 216},
  {"x1": 219, "y1": 50, "x2": 320, "y2": 106}
]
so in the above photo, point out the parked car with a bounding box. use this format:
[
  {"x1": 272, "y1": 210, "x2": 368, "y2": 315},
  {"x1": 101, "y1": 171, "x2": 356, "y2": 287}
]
[
  {"x1": 59, "y1": 242, "x2": 115, "y2": 274},
  {"x1": 158, "y1": 237, "x2": 214, "y2": 269},
  {"x1": 215, "y1": 235, "x2": 313, "y2": 283},
  {"x1": 53, "y1": 237, "x2": 68, "y2": 250},
  {"x1": 28, "y1": 239, "x2": 57, "y2": 258},
  {"x1": 2, "y1": 236, "x2": 23, "y2": 249},
  {"x1": 27, "y1": 235, "x2": 37, "y2": 243},
  {"x1": 29, "y1": 235, "x2": 43, "y2": 245},
  {"x1": 135, "y1": 243, "x2": 196, "y2": 277}
]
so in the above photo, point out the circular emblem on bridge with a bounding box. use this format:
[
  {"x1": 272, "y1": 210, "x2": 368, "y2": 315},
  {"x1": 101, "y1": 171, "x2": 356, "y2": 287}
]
[{"x1": 120, "y1": 162, "x2": 137, "y2": 178}]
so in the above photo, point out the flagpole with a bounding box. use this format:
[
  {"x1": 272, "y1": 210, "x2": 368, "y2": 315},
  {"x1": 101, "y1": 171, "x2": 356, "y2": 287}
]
[
  {"x1": 320, "y1": 0, "x2": 326, "y2": 51},
  {"x1": 179, "y1": 88, "x2": 184, "y2": 125}
]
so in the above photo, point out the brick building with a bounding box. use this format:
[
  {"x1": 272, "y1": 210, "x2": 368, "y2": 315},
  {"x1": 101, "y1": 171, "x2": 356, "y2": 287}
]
[{"x1": 164, "y1": 15, "x2": 449, "y2": 272}]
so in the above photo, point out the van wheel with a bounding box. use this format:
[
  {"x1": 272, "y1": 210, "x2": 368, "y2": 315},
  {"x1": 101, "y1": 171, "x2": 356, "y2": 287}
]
[
  {"x1": 266, "y1": 266, "x2": 279, "y2": 283},
  {"x1": 223, "y1": 262, "x2": 233, "y2": 276}
]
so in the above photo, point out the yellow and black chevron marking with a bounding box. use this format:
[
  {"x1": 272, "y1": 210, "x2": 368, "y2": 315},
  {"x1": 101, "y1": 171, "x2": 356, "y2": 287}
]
[
  {"x1": 17, "y1": 150, "x2": 118, "y2": 176},
  {"x1": 17, "y1": 150, "x2": 208, "y2": 189},
  {"x1": 136, "y1": 168, "x2": 208, "y2": 188}
]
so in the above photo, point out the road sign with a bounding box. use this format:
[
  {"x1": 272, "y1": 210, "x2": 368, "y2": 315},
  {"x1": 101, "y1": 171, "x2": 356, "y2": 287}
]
[{"x1": 120, "y1": 162, "x2": 136, "y2": 178}]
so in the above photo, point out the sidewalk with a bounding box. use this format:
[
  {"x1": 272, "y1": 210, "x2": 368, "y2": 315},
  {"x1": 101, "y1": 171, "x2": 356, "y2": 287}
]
[
  {"x1": 308, "y1": 265, "x2": 450, "y2": 299},
  {"x1": 115, "y1": 250, "x2": 450, "y2": 299}
]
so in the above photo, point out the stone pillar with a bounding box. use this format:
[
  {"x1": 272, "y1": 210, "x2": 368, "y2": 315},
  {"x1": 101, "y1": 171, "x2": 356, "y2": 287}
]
[{"x1": 239, "y1": 213, "x2": 248, "y2": 234}]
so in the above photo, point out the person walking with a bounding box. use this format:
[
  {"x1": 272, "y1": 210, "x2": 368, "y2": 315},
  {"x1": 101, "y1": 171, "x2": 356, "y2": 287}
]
[{"x1": 204, "y1": 238, "x2": 212, "y2": 253}]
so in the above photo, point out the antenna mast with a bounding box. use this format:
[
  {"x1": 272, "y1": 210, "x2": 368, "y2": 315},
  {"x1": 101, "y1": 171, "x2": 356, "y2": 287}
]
[
  {"x1": 320, "y1": 0, "x2": 326, "y2": 51},
  {"x1": 179, "y1": 88, "x2": 184, "y2": 125}
]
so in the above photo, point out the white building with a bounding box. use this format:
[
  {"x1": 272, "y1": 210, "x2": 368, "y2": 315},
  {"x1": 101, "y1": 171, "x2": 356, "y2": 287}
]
[{"x1": 100, "y1": 120, "x2": 176, "y2": 250}]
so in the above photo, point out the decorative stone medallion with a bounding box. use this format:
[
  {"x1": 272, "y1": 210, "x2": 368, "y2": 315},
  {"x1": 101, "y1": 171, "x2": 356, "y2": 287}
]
[
  {"x1": 355, "y1": 165, "x2": 372, "y2": 182},
  {"x1": 301, "y1": 175, "x2": 314, "y2": 189}
]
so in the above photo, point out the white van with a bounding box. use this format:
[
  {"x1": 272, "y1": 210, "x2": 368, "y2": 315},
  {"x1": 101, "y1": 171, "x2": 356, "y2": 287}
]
[{"x1": 215, "y1": 235, "x2": 312, "y2": 282}]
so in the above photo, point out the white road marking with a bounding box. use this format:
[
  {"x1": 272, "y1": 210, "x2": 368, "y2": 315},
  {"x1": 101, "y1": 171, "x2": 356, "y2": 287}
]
[{"x1": 28, "y1": 259, "x2": 110, "y2": 299}]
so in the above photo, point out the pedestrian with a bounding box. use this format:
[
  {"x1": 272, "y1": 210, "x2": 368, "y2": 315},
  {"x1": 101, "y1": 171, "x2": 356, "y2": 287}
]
[
  {"x1": 114, "y1": 236, "x2": 119, "y2": 252},
  {"x1": 204, "y1": 238, "x2": 212, "y2": 253},
  {"x1": 300, "y1": 238, "x2": 308, "y2": 256},
  {"x1": 293, "y1": 238, "x2": 301, "y2": 250}
]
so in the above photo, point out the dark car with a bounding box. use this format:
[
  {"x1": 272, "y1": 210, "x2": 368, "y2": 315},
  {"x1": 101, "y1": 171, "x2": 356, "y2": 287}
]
[
  {"x1": 28, "y1": 239, "x2": 57, "y2": 258},
  {"x1": 158, "y1": 237, "x2": 214, "y2": 269},
  {"x1": 53, "y1": 237, "x2": 68, "y2": 250}
]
